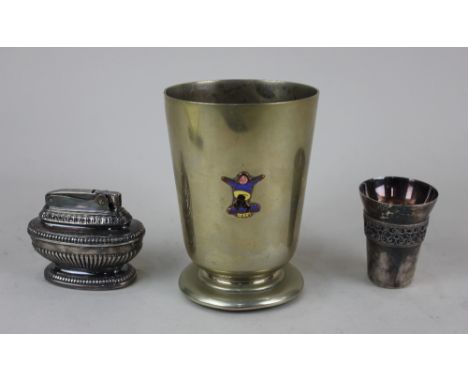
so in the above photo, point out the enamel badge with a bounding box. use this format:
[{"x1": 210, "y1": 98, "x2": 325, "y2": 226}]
[{"x1": 221, "y1": 171, "x2": 265, "y2": 218}]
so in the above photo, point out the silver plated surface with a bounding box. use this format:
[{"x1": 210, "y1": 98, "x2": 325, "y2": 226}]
[
  {"x1": 27, "y1": 189, "x2": 145, "y2": 290},
  {"x1": 360, "y1": 177, "x2": 438, "y2": 288}
]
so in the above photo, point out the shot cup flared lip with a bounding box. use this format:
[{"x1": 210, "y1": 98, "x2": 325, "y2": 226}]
[
  {"x1": 359, "y1": 176, "x2": 439, "y2": 209},
  {"x1": 164, "y1": 79, "x2": 319, "y2": 106},
  {"x1": 359, "y1": 176, "x2": 439, "y2": 288}
]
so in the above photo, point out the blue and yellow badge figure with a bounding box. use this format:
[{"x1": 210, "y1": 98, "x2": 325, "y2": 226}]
[{"x1": 221, "y1": 171, "x2": 265, "y2": 218}]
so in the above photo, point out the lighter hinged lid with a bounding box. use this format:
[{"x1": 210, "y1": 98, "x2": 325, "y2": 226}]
[{"x1": 39, "y1": 189, "x2": 133, "y2": 227}]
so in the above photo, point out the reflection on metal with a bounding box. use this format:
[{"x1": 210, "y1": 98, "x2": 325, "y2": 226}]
[
  {"x1": 360, "y1": 176, "x2": 438, "y2": 288},
  {"x1": 27, "y1": 189, "x2": 145, "y2": 290},
  {"x1": 165, "y1": 79, "x2": 319, "y2": 310}
]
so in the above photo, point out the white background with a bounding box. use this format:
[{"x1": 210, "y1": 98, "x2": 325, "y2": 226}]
[{"x1": 1, "y1": 48, "x2": 467, "y2": 333}]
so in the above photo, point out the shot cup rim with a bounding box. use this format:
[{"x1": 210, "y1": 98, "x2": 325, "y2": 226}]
[
  {"x1": 164, "y1": 79, "x2": 319, "y2": 105},
  {"x1": 359, "y1": 176, "x2": 439, "y2": 208}
]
